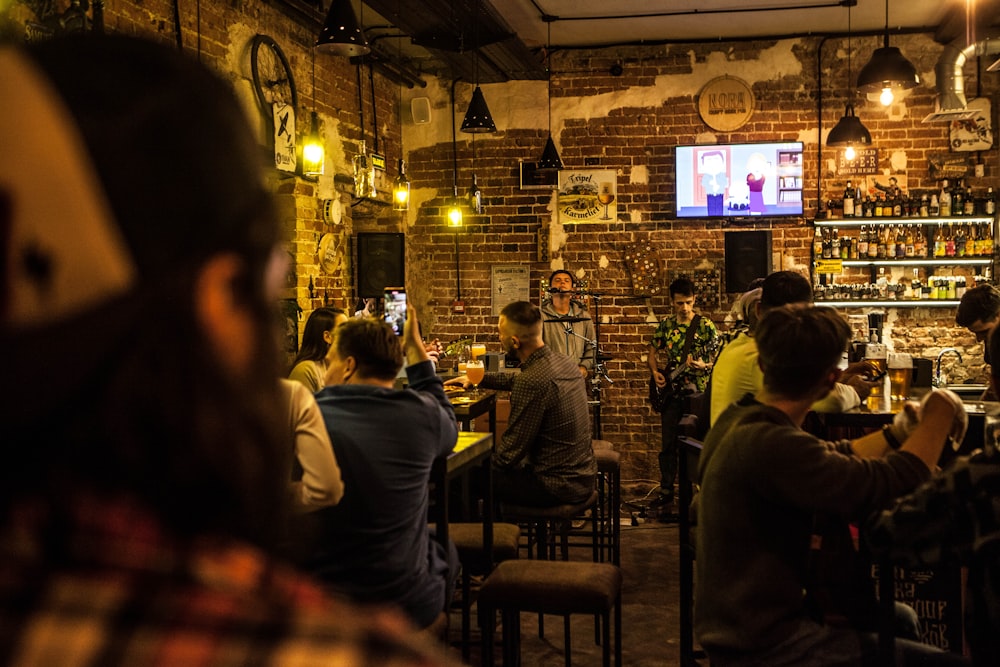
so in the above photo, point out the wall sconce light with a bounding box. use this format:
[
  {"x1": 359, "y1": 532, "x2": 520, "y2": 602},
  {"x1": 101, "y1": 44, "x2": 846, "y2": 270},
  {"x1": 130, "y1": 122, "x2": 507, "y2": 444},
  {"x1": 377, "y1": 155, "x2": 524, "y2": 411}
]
[
  {"x1": 447, "y1": 187, "x2": 464, "y2": 227},
  {"x1": 393, "y1": 159, "x2": 410, "y2": 211},
  {"x1": 316, "y1": 0, "x2": 370, "y2": 57},
  {"x1": 857, "y1": 0, "x2": 919, "y2": 107}
]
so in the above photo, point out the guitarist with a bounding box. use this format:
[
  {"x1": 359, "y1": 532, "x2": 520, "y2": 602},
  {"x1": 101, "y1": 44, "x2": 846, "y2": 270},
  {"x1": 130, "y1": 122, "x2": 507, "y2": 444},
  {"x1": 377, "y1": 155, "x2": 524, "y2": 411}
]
[{"x1": 647, "y1": 277, "x2": 718, "y2": 521}]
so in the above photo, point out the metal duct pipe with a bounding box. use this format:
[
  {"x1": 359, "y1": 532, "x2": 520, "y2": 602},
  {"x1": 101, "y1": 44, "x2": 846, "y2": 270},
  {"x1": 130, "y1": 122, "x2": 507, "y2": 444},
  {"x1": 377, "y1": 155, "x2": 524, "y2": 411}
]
[{"x1": 934, "y1": 37, "x2": 1000, "y2": 111}]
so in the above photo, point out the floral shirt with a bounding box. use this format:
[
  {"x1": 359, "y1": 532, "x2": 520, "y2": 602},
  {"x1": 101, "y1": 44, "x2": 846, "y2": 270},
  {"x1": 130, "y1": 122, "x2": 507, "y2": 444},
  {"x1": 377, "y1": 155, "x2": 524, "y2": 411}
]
[{"x1": 650, "y1": 315, "x2": 718, "y2": 392}]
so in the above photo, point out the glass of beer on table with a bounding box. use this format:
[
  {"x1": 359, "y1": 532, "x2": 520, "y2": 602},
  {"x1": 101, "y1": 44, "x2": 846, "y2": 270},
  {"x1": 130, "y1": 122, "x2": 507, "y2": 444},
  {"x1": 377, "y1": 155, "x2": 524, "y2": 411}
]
[
  {"x1": 865, "y1": 342, "x2": 887, "y2": 398},
  {"x1": 465, "y1": 359, "x2": 485, "y2": 395},
  {"x1": 888, "y1": 352, "x2": 913, "y2": 402},
  {"x1": 470, "y1": 342, "x2": 487, "y2": 360}
]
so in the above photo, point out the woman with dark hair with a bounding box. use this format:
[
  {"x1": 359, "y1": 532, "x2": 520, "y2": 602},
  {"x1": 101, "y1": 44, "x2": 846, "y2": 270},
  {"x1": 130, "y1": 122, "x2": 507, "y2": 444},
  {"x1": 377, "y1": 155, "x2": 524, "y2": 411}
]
[
  {"x1": 0, "y1": 33, "x2": 455, "y2": 665},
  {"x1": 288, "y1": 307, "x2": 347, "y2": 392}
]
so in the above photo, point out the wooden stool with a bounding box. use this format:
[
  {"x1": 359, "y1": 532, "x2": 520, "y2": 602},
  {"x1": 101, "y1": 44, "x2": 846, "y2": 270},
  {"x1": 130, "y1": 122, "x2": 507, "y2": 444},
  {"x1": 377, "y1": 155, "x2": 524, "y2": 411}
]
[
  {"x1": 501, "y1": 489, "x2": 600, "y2": 561},
  {"x1": 448, "y1": 522, "x2": 521, "y2": 662},
  {"x1": 593, "y1": 447, "x2": 621, "y2": 565},
  {"x1": 477, "y1": 559, "x2": 623, "y2": 667}
]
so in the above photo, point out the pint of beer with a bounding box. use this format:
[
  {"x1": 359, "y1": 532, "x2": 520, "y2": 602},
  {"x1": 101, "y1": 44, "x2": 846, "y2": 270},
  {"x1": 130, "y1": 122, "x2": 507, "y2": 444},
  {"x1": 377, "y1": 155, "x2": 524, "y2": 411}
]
[
  {"x1": 888, "y1": 353, "x2": 913, "y2": 401},
  {"x1": 866, "y1": 343, "x2": 887, "y2": 398}
]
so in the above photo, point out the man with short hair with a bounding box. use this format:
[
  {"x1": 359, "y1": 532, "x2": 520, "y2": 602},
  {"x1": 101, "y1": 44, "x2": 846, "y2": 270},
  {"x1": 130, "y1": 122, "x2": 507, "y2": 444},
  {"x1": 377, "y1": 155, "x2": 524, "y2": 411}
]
[
  {"x1": 454, "y1": 301, "x2": 596, "y2": 507},
  {"x1": 541, "y1": 269, "x2": 596, "y2": 377},
  {"x1": 709, "y1": 270, "x2": 877, "y2": 426},
  {"x1": 647, "y1": 277, "x2": 718, "y2": 519},
  {"x1": 696, "y1": 305, "x2": 967, "y2": 665},
  {"x1": 956, "y1": 283, "x2": 1000, "y2": 364},
  {"x1": 303, "y1": 309, "x2": 459, "y2": 630}
]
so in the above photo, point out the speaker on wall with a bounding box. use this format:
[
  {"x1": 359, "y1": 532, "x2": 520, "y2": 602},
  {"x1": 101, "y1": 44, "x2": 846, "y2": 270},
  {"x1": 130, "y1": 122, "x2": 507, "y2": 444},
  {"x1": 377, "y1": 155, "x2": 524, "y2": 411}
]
[
  {"x1": 724, "y1": 230, "x2": 772, "y2": 293},
  {"x1": 411, "y1": 97, "x2": 431, "y2": 124},
  {"x1": 356, "y1": 232, "x2": 404, "y2": 298}
]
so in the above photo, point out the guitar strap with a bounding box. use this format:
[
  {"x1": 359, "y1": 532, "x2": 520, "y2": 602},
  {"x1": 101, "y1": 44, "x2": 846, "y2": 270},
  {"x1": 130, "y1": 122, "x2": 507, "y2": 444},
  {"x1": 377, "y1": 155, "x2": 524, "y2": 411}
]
[{"x1": 677, "y1": 314, "x2": 701, "y2": 371}]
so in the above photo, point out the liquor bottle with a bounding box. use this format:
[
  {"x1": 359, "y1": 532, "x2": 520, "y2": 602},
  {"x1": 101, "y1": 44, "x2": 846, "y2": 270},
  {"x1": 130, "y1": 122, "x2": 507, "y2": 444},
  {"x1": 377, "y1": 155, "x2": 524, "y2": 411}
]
[
  {"x1": 986, "y1": 187, "x2": 996, "y2": 215},
  {"x1": 868, "y1": 226, "x2": 879, "y2": 258},
  {"x1": 831, "y1": 227, "x2": 841, "y2": 258},
  {"x1": 939, "y1": 180, "x2": 952, "y2": 217},
  {"x1": 822, "y1": 226, "x2": 832, "y2": 258},
  {"x1": 929, "y1": 193, "x2": 940, "y2": 217},
  {"x1": 857, "y1": 225, "x2": 869, "y2": 258},
  {"x1": 895, "y1": 225, "x2": 906, "y2": 258},
  {"x1": 864, "y1": 196, "x2": 874, "y2": 217},
  {"x1": 843, "y1": 180, "x2": 855, "y2": 217},
  {"x1": 965, "y1": 222, "x2": 976, "y2": 257},
  {"x1": 893, "y1": 194, "x2": 903, "y2": 217},
  {"x1": 914, "y1": 225, "x2": 927, "y2": 257},
  {"x1": 876, "y1": 226, "x2": 888, "y2": 259},
  {"x1": 920, "y1": 193, "x2": 929, "y2": 217},
  {"x1": 934, "y1": 224, "x2": 946, "y2": 257},
  {"x1": 964, "y1": 186, "x2": 975, "y2": 215},
  {"x1": 984, "y1": 221, "x2": 994, "y2": 257},
  {"x1": 904, "y1": 224, "x2": 915, "y2": 257},
  {"x1": 953, "y1": 184, "x2": 965, "y2": 217},
  {"x1": 813, "y1": 226, "x2": 823, "y2": 258},
  {"x1": 955, "y1": 223, "x2": 966, "y2": 257},
  {"x1": 945, "y1": 222, "x2": 956, "y2": 257}
]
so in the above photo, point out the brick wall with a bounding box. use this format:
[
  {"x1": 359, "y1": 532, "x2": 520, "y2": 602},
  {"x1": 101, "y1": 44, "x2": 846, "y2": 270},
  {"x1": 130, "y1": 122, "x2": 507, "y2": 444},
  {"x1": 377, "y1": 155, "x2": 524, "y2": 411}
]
[{"x1": 11, "y1": 2, "x2": 997, "y2": 481}]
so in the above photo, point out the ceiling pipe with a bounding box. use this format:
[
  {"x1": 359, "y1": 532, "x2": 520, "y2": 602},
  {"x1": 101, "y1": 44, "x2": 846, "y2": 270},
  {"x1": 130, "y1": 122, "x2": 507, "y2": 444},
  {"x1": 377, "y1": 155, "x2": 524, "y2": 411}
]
[{"x1": 926, "y1": 36, "x2": 1000, "y2": 121}]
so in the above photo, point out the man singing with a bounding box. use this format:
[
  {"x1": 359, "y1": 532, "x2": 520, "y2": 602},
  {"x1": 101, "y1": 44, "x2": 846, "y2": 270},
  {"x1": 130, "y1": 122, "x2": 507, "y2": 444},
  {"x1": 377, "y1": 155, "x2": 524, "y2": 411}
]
[{"x1": 541, "y1": 269, "x2": 596, "y2": 378}]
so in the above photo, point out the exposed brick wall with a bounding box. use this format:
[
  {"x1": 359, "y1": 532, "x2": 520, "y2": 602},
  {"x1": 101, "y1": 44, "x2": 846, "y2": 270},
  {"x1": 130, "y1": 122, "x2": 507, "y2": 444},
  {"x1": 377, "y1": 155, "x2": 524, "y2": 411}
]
[{"x1": 11, "y1": 2, "x2": 997, "y2": 482}]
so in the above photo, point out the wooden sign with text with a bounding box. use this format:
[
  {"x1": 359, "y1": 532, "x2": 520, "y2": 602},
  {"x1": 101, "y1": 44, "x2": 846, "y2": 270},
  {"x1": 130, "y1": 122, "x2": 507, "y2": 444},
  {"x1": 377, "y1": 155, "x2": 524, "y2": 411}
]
[{"x1": 837, "y1": 148, "x2": 878, "y2": 176}]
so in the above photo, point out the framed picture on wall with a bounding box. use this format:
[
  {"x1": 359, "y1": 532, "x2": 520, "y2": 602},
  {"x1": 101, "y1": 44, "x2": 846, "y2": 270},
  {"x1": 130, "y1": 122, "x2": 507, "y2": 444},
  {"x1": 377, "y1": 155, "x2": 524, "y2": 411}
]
[
  {"x1": 558, "y1": 169, "x2": 616, "y2": 224},
  {"x1": 520, "y1": 161, "x2": 558, "y2": 190}
]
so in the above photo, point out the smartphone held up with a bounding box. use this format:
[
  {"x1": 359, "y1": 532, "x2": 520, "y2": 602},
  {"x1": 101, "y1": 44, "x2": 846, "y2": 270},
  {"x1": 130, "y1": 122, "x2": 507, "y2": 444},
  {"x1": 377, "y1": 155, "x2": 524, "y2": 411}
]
[{"x1": 383, "y1": 287, "x2": 406, "y2": 335}]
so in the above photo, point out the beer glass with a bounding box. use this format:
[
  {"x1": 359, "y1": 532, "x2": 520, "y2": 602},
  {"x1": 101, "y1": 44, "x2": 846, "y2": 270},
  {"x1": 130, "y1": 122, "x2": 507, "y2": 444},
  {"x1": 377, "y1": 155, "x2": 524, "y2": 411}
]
[
  {"x1": 888, "y1": 352, "x2": 913, "y2": 402},
  {"x1": 466, "y1": 359, "x2": 485, "y2": 395},
  {"x1": 470, "y1": 343, "x2": 487, "y2": 360},
  {"x1": 865, "y1": 342, "x2": 887, "y2": 398}
]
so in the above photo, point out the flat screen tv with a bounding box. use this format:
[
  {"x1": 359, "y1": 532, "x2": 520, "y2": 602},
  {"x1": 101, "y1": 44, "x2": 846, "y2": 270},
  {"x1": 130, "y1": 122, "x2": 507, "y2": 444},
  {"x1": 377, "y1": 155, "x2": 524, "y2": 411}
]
[{"x1": 674, "y1": 141, "x2": 804, "y2": 218}]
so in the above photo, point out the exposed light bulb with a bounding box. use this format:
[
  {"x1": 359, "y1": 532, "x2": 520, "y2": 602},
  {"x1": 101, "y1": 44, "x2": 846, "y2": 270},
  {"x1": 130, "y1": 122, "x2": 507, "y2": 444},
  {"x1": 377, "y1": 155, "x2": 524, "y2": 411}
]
[
  {"x1": 447, "y1": 202, "x2": 463, "y2": 227},
  {"x1": 879, "y1": 86, "x2": 894, "y2": 106},
  {"x1": 845, "y1": 145, "x2": 856, "y2": 161},
  {"x1": 303, "y1": 112, "x2": 324, "y2": 176}
]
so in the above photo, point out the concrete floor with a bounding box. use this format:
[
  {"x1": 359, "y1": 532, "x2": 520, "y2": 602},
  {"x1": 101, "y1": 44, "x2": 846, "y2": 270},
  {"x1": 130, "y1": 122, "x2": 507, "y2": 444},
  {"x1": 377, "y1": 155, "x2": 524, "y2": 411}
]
[{"x1": 445, "y1": 508, "x2": 689, "y2": 666}]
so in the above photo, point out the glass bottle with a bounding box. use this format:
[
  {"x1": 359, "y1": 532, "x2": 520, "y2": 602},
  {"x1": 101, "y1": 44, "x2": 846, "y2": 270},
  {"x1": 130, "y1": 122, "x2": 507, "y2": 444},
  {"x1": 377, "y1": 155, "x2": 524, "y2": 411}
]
[
  {"x1": 934, "y1": 224, "x2": 946, "y2": 257},
  {"x1": 986, "y1": 187, "x2": 996, "y2": 215},
  {"x1": 843, "y1": 180, "x2": 855, "y2": 217},
  {"x1": 929, "y1": 193, "x2": 940, "y2": 217},
  {"x1": 945, "y1": 222, "x2": 957, "y2": 257},
  {"x1": 920, "y1": 193, "x2": 929, "y2": 217},
  {"x1": 939, "y1": 180, "x2": 952, "y2": 217},
  {"x1": 858, "y1": 225, "x2": 869, "y2": 258}
]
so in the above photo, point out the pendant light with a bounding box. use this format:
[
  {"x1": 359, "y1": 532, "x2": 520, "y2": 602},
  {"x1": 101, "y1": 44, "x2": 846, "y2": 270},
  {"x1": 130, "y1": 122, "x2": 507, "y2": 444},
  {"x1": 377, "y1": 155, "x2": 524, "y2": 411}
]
[
  {"x1": 827, "y1": 3, "x2": 871, "y2": 161},
  {"x1": 448, "y1": 81, "x2": 463, "y2": 227},
  {"x1": 537, "y1": 20, "x2": 562, "y2": 172},
  {"x1": 460, "y1": 0, "x2": 497, "y2": 133},
  {"x1": 391, "y1": 13, "x2": 410, "y2": 212},
  {"x1": 316, "y1": 0, "x2": 370, "y2": 57},
  {"x1": 302, "y1": 50, "x2": 324, "y2": 176},
  {"x1": 856, "y1": 0, "x2": 919, "y2": 107}
]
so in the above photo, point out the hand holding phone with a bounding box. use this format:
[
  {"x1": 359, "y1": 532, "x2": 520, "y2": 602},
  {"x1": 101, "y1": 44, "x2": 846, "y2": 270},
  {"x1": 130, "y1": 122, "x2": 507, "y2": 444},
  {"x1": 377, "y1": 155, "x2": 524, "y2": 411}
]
[{"x1": 383, "y1": 287, "x2": 406, "y2": 336}]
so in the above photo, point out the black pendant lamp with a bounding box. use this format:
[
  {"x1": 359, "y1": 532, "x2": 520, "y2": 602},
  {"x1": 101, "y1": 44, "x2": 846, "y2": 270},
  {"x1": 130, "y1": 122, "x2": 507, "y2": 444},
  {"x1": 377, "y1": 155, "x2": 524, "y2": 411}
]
[
  {"x1": 537, "y1": 21, "x2": 562, "y2": 172},
  {"x1": 460, "y1": 86, "x2": 496, "y2": 133},
  {"x1": 316, "y1": 0, "x2": 370, "y2": 57},
  {"x1": 460, "y1": 0, "x2": 497, "y2": 133},
  {"x1": 856, "y1": 0, "x2": 919, "y2": 106},
  {"x1": 826, "y1": 3, "x2": 871, "y2": 160}
]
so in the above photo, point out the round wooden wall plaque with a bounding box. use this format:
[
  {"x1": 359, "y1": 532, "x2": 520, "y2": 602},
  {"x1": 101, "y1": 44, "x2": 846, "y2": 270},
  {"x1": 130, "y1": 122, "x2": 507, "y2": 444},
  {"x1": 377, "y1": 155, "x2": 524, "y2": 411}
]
[{"x1": 697, "y1": 76, "x2": 755, "y2": 132}]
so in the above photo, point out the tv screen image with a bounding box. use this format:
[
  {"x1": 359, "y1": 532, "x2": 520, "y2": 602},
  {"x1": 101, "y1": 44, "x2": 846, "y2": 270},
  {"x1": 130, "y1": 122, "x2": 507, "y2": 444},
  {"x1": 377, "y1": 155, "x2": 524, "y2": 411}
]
[{"x1": 675, "y1": 141, "x2": 804, "y2": 218}]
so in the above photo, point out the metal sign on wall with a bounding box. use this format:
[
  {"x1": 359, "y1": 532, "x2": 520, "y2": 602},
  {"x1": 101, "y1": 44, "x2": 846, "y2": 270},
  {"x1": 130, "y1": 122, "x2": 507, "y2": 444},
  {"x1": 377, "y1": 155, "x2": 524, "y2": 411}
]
[
  {"x1": 837, "y1": 148, "x2": 879, "y2": 176},
  {"x1": 697, "y1": 76, "x2": 755, "y2": 132}
]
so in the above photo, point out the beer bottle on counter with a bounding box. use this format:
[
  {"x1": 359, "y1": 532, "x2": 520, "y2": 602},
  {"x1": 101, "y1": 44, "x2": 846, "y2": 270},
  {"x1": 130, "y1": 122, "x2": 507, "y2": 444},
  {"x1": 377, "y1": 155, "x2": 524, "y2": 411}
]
[
  {"x1": 940, "y1": 180, "x2": 952, "y2": 217},
  {"x1": 843, "y1": 181, "x2": 855, "y2": 217}
]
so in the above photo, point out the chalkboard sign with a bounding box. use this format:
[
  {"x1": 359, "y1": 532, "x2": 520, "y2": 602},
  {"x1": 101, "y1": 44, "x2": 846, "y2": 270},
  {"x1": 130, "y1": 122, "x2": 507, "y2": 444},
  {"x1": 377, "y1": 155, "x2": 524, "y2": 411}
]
[{"x1": 871, "y1": 563, "x2": 965, "y2": 653}]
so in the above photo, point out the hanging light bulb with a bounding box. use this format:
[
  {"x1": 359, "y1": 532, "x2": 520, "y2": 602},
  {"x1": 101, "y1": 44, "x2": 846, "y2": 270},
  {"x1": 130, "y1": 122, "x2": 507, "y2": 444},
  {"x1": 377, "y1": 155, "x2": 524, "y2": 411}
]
[
  {"x1": 845, "y1": 145, "x2": 857, "y2": 161},
  {"x1": 303, "y1": 111, "x2": 324, "y2": 176},
  {"x1": 826, "y1": 4, "x2": 872, "y2": 162},
  {"x1": 468, "y1": 173, "x2": 482, "y2": 214},
  {"x1": 447, "y1": 185, "x2": 463, "y2": 227},
  {"x1": 392, "y1": 159, "x2": 410, "y2": 211},
  {"x1": 857, "y1": 0, "x2": 919, "y2": 105},
  {"x1": 879, "y1": 87, "x2": 895, "y2": 106}
]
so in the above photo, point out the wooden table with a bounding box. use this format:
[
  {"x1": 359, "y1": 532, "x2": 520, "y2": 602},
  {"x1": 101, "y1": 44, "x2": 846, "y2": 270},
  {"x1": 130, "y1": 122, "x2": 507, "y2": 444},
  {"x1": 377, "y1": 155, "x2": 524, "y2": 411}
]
[
  {"x1": 449, "y1": 389, "x2": 497, "y2": 433},
  {"x1": 431, "y1": 431, "x2": 494, "y2": 562}
]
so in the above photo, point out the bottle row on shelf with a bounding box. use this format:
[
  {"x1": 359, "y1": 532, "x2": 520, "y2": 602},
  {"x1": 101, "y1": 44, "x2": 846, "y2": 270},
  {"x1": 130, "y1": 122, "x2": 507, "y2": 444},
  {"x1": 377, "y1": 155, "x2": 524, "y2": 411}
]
[
  {"x1": 813, "y1": 221, "x2": 995, "y2": 260},
  {"x1": 814, "y1": 274, "x2": 989, "y2": 302},
  {"x1": 828, "y1": 178, "x2": 996, "y2": 219}
]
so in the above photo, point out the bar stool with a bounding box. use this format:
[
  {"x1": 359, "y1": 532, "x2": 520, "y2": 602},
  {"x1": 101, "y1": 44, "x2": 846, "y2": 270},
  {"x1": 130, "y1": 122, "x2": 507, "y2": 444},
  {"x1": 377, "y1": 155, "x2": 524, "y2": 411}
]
[
  {"x1": 592, "y1": 444, "x2": 621, "y2": 565},
  {"x1": 501, "y1": 489, "x2": 600, "y2": 561},
  {"x1": 477, "y1": 559, "x2": 623, "y2": 667},
  {"x1": 448, "y1": 521, "x2": 521, "y2": 662}
]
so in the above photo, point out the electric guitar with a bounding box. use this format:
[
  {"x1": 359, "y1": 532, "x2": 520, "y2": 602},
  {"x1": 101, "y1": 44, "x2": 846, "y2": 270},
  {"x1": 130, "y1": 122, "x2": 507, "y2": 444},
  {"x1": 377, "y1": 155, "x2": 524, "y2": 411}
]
[{"x1": 648, "y1": 336, "x2": 721, "y2": 412}]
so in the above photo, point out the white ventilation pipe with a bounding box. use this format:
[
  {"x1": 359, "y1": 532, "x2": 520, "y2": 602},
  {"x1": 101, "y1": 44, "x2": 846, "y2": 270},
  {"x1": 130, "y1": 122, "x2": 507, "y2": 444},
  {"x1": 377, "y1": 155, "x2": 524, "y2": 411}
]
[{"x1": 935, "y1": 37, "x2": 1000, "y2": 111}]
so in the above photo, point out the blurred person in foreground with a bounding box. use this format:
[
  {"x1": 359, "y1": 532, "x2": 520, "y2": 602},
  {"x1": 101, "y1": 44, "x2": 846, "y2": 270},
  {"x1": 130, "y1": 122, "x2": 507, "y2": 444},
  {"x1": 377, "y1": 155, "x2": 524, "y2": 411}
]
[
  {"x1": 709, "y1": 270, "x2": 880, "y2": 426},
  {"x1": 867, "y1": 325, "x2": 1000, "y2": 666},
  {"x1": 448, "y1": 301, "x2": 596, "y2": 508},
  {"x1": 298, "y1": 310, "x2": 459, "y2": 630},
  {"x1": 696, "y1": 305, "x2": 968, "y2": 666},
  {"x1": 0, "y1": 33, "x2": 455, "y2": 666}
]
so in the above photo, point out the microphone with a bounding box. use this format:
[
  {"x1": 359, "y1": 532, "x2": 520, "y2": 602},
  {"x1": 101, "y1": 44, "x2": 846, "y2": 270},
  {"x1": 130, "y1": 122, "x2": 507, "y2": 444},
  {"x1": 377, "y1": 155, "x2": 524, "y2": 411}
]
[{"x1": 547, "y1": 287, "x2": 573, "y2": 294}]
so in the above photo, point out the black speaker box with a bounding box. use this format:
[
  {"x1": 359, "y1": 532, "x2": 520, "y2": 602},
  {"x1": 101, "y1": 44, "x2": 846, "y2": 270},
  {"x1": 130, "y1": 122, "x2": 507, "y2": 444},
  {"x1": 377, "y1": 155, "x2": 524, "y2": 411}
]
[
  {"x1": 724, "y1": 230, "x2": 772, "y2": 293},
  {"x1": 356, "y1": 232, "x2": 404, "y2": 298}
]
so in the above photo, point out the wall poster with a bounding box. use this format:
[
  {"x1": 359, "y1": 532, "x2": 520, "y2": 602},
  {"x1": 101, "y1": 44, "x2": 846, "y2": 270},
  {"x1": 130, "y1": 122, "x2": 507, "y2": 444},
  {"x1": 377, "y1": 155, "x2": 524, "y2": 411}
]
[
  {"x1": 491, "y1": 264, "x2": 530, "y2": 316},
  {"x1": 558, "y1": 169, "x2": 616, "y2": 224}
]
